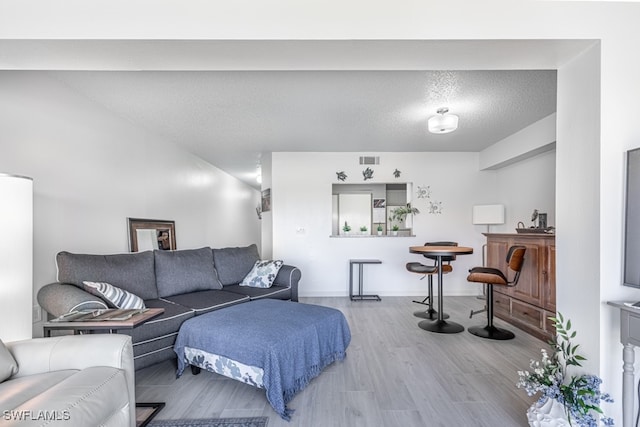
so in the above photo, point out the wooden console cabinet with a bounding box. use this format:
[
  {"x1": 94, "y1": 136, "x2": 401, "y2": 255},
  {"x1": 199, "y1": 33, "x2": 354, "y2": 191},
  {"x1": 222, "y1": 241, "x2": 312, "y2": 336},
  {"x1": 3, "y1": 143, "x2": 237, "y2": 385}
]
[{"x1": 484, "y1": 233, "x2": 556, "y2": 341}]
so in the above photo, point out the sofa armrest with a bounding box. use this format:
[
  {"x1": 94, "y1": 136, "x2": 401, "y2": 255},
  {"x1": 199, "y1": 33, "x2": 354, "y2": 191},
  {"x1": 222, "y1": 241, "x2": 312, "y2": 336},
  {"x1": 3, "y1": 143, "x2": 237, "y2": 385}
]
[
  {"x1": 6, "y1": 334, "x2": 136, "y2": 424},
  {"x1": 37, "y1": 282, "x2": 108, "y2": 318},
  {"x1": 273, "y1": 264, "x2": 301, "y2": 302}
]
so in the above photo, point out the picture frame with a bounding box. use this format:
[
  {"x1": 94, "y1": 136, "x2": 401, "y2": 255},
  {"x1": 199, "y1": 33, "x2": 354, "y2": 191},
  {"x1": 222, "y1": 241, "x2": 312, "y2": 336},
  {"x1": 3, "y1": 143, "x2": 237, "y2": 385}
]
[
  {"x1": 127, "y1": 218, "x2": 176, "y2": 252},
  {"x1": 373, "y1": 198, "x2": 386, "y2": 223},
  {"x1": 261, "y1": 188, "x2": 271, "y2": 212}
]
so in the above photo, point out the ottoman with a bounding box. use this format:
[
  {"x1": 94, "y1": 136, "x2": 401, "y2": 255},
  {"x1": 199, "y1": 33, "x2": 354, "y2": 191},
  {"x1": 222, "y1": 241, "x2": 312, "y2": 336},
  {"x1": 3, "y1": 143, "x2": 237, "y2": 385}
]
[{"x1": 173, "y1": 299, "x2": 351, "y2": 420}]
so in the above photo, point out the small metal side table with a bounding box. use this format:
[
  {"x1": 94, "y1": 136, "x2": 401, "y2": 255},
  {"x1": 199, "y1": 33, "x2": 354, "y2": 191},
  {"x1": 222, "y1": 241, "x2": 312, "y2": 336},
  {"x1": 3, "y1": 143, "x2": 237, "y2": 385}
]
[{"x1": 349, "y1": 259, "x2": 382, "y2": 301}]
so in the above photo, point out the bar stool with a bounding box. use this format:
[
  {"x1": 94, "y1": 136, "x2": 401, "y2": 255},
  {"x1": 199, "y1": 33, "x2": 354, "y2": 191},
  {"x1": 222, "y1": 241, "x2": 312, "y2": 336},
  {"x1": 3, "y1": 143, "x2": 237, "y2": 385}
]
[
  {"x1": 406, "y1": 241, "x2": 457, "y2": 320},
  {"x1": 466, "y1": 245, "x2": 526, "y2": 340}
]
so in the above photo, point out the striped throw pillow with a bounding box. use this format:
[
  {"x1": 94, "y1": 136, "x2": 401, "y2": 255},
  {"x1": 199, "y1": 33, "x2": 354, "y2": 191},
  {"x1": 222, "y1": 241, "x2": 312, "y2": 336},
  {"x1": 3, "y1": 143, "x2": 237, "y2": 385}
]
[{"x1": 83, "y1": 281, "x2": 146, "y2": 310}]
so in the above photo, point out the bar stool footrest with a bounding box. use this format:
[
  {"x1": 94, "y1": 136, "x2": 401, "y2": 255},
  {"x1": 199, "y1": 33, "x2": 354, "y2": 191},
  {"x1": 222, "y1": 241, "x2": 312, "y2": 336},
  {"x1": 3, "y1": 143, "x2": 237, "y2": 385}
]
[{"x1": 351, "y1": 294, "x2": 381, "y2": 301}]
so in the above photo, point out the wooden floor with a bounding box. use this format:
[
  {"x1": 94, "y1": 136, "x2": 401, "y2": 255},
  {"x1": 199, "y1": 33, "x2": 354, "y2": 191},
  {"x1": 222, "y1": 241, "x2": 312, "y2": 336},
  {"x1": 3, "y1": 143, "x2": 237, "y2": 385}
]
[{"x1": 135, "y1": 296, "x2": 542, "y2": 426}]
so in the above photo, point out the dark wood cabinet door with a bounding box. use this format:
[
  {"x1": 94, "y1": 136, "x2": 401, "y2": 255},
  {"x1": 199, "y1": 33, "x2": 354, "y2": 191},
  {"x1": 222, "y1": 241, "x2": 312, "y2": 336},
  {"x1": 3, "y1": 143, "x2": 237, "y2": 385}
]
[
  {"x1": 486, "y1": 240, "x2": 508, "y2": 269},
  {"x1": 510, "y1": 240, "x2": 543, "y2": 305},
  {"x1": 544, "y1": 243, "x2": 556, "y2": 312}
]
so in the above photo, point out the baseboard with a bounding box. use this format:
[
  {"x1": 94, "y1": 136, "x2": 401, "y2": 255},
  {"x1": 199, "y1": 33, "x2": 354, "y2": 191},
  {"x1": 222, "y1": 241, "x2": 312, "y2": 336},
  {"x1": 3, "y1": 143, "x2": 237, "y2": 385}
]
[{"x1": 299, "y1": 291, "x2": 482, "y2": 298}]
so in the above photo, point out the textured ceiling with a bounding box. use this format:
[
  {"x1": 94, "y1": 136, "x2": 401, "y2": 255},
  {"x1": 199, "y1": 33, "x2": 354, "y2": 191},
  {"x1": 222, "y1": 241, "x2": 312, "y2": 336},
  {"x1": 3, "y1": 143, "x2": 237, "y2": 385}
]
[{"x1": 51, "y1": 69, "x2": 557, "y2": 188}]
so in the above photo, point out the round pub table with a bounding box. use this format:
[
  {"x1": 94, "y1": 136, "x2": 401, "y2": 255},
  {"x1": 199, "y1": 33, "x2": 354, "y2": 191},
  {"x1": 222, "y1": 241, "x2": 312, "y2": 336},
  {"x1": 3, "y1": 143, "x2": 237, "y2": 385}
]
[{"x1": 409, "y1": 245, "x2": 473, "y2": 333}]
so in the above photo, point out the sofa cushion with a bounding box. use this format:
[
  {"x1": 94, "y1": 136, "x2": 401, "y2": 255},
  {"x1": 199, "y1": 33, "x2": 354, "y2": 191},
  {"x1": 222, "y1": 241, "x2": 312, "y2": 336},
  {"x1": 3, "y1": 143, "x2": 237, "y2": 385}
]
[
  {"x1": 83, "y1": 281, "x2": 146, "y2": 309},
  {"x1": 133, "y1": 345, "x2": 177, "y2": 371},
  {"x1": 124, "y1": 299, "x2": 195, "y2": 345},
  {"x1": 212, "y1": 244, "x2": 260, "y2": 286},
  {"x1": 154, "y1": 247, "x2": 221, "y2": 298},
  {"x1": 122, "y1": 298, "x2": 196, "y2": 369},
  {"x1": 5, "y1": 366, "x2": 130, "y2": 427},
  {"x1": 57, "y1": 250, "x2": 158, "y2": 300},
  {"x1": 223, "y1": 284, "x2": 292, "y2": 301},
  {"x1": 0, "y1": 339, "x2": 18, "y2": 382},
  {"x1": 0, "y1": 370, "x2": 75, "y2": 409},
  {"x1": 162, "y1": 290, "x2": 250, "y2": 315},
  {"x1": 239, "y1": 260, "x2": 284, "y2": 288}
]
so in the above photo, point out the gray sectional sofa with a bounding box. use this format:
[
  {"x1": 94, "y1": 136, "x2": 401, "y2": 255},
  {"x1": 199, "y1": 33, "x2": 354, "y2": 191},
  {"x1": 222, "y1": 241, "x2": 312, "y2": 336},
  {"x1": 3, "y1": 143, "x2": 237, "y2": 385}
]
[{"x1": 37, "y1": 244, "x2": 301, "y2": 370}]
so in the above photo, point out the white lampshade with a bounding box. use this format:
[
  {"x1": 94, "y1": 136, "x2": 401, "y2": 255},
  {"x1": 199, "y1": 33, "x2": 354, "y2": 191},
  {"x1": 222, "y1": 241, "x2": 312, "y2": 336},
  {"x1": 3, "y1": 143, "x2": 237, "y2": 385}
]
[
  {"x1": 472, "y1": 204, "x2": 505, "y2": 225},
  {"x1": 0, "y1": 174, "x2": 33, "y2": 342},
  {"x1": 428, "y1": 107, "x2": 459, "y2": 134}
]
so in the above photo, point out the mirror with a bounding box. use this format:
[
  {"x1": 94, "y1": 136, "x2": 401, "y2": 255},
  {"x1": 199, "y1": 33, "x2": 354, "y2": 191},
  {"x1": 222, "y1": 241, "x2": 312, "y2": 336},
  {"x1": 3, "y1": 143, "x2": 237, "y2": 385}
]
[{"x1": 128, "y1": 218, "x2": 177, "y2": 252}]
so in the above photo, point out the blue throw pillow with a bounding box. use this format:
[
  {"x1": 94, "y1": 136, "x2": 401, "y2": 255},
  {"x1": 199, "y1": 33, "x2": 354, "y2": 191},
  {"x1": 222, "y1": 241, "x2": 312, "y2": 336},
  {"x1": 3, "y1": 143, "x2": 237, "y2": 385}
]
[{"x1": 239, "y1": 260, "x2": 284, "y2": 288}]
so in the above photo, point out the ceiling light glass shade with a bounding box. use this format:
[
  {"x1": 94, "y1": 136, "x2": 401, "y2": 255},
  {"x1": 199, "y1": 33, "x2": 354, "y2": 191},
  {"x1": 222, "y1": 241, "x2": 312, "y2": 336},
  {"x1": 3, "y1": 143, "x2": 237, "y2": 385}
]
[{"x1": 428, "y1": 108, "x2": 459, "y2": 134}]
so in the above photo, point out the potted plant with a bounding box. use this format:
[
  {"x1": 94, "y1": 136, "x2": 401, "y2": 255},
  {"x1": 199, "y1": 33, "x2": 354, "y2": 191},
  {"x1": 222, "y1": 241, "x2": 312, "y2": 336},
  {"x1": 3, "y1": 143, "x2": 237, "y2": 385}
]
[
  {"x1": 390, "y1": 203, "x2": 420, "y2": 223},
  {"x1": 377, "y1": 224, "x2": 383, "y2": 236},
  {"x1": 517, "y1": 313, "x2": 614, "y2": 426},
  {"x1": 360, "y1": 225, "x2": 368, "y2": 235},
  {"x1": 391, "y1": 224, "x2": 399, "y2": 236},
  {"x1": 342, "y1": 222, "x2": 351, "y2": 234}
]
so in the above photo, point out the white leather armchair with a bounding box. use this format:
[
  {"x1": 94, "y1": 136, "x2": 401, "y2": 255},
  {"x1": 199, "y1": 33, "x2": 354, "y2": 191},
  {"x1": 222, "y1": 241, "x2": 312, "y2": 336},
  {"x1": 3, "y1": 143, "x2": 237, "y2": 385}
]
[{"x1": 0, "y1": 334, "x2": 135, "y2": 427}]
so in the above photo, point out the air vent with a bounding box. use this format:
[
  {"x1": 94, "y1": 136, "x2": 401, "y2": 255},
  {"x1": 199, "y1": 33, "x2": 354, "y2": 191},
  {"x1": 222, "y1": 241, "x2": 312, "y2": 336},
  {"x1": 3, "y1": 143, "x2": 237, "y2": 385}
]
[{"x1": 359, "y1": 156, "x2": 380, "y2": 165}]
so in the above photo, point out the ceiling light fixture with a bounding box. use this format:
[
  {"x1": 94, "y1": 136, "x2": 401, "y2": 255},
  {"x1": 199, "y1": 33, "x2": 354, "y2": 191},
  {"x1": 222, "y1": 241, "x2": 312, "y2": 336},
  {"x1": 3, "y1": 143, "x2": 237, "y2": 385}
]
[{"x1": 428, "y1": 107, "x2": 459, "y2": 134}]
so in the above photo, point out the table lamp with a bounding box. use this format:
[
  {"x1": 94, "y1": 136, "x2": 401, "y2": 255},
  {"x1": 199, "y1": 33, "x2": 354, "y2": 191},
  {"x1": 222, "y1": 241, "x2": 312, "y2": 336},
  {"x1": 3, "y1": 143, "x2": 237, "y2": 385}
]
[{"x1": 472, "y1": 204, "x2": 505, "y2": 233}]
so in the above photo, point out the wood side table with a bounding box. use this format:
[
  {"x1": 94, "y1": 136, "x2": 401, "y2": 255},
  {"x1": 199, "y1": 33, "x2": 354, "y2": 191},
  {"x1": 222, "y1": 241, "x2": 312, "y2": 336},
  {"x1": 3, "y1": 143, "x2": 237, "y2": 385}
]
[{"x1": 43, "y1": 308, "x2": 164, "y2": 337}]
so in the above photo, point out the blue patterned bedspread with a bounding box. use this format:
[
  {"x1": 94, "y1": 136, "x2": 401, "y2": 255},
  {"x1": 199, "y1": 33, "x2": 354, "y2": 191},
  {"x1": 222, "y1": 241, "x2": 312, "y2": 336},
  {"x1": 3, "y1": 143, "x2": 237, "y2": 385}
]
[{"x1": 174, "y1": 299, "x2": 351, "y2": 420}]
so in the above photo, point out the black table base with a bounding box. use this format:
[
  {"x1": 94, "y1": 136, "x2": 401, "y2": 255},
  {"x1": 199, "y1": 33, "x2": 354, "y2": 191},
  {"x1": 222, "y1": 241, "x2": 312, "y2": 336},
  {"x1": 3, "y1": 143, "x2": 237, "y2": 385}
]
[
  {"x1": 418, "y1": 319, "x2": 464, "y2": 334},
  {"x1": 468, "y1": 325, "x2": 515, "y2": 340}
]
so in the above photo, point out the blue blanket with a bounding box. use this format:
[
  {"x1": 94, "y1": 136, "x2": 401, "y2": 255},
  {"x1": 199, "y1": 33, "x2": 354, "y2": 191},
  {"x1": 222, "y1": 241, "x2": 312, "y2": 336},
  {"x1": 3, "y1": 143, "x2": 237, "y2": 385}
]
[{"x1": 174, "y1": 299, "x2": 351, "y2": 420}]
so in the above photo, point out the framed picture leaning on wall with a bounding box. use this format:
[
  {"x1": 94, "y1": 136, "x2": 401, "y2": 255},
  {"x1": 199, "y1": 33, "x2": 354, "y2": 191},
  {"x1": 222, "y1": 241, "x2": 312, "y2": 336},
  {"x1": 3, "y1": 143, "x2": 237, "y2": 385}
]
[
  {"x1": 261, "y1": 189, "x2": 271, "y2": 212},
  {"x1": 127, "y1": 218, "x2": 176, "y2": 252}
]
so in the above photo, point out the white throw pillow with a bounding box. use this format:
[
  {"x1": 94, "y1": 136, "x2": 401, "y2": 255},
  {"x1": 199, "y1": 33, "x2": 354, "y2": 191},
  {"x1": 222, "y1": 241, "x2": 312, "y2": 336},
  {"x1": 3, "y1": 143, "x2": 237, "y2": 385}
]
[
  {"x1": 0, "y1": 339, "x2": 18, "y2": 383},
  {"x1": 239, "y1": 260, "x2": 284, "y2": 288},
  {"x1": 83, "y1": 281, "x2": 146, "y2": 309}
]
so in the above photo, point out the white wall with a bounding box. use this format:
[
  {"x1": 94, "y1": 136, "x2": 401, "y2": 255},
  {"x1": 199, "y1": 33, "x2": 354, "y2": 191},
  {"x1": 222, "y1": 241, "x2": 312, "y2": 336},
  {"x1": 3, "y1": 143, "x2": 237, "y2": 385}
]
[
  {"x1": 272, "y1": 151, "x2": 555, "y2": 298},
  {"x1": 480, "y1": 113, "x2": 556, "y2": 171},
  {"x1": 492, "y1": 150, "x2": 557, "y2": 233},
  {"x1": 260, "y1": 152, "x2": 273, "y2": 259},
  {"x1": 0, "y1": 72, "x2": 261, "y2": 336},
  {"x1": 557, "y1": 45, "x2": 602, "y2": 376}
]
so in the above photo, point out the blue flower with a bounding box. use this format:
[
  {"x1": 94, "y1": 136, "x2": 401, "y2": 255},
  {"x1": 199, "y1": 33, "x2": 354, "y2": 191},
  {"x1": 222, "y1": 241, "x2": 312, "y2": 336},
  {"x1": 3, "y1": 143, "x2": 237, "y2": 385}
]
[{"x1": 516, "y1": 313, "x2": 614, "y2": 426}]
